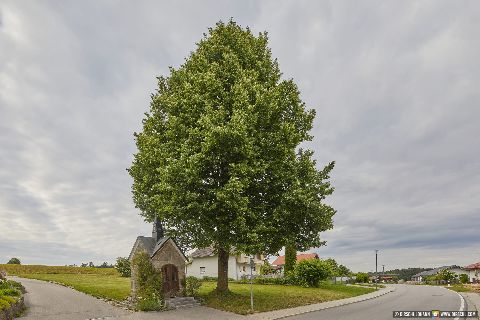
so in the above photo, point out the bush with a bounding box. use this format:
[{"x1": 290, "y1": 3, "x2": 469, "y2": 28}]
[
  {"x1": 0, "y1": 288, "x2": 20, "y2": 297},
  {"x1": 460, "y1": 274, "x2": 469, "y2": 284},
  {"x1": 185, "y1": 276, "x2": 202, "y2": 296},
  {"x1": 0, "y1": 280, "x2": 24, "y2": 292},
  {"x1": 132, "y1": 252, "x2": 163, "y2": 311},
  {"x1": 259, "y1": 261, "x2": 275, "y2": 275},
  {"x1": 293, "y1": 259, "x2": 332, "y2": 287},
  {"x1": 355, "y1": 272, "x2": 369, "y2": 283},
  {"x1": 6, "y1": 258, "x2": 20, "y2": 265},
  {"x1": 115, "y1": 257, "x2": 131, "y2": 277}
]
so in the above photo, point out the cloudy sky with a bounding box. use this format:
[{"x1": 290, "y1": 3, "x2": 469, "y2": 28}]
[{"x1": 1, "y1": 1, "x2": 478, "y2": 272}]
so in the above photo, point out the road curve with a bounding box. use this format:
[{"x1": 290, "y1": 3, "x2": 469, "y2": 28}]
[
  {"x1": 286, "y1": 284, "x2": 468, "y2": 320},
  {"x1": 13, "y1": 277, "x2": 131, "y2": 320}
]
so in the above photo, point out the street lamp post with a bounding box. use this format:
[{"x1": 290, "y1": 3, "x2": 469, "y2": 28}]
[
  {"x1": 250, "y1": 257, "x2": 254, "y2": 312},
  {"x1": 375, "y1": 250, "x2": 379, "y2": 289}
]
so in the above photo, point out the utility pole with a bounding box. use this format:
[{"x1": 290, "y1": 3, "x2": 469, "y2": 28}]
[
  {"x1": 382, "y1": 264, "x2": 385, "y2": 283},
  {"x1": 375, "y1": 250, "x2": 379, "y2": 289}
]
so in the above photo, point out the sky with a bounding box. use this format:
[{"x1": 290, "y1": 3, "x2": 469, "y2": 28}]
[{"x1": 0, "y1": 1, "x2": 479, "y2": 272}]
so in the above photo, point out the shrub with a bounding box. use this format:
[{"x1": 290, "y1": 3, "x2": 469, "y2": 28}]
[
  {"x1": 6, "y1": 258, "x2": 20, "y2": 265},
  {"x1": 0, "y1": 288, "x2": 20, "y2": 297},
  {"x1": 132, "y1": 252, "x2": 163, "y2": 311},
  {"x1": 355, "y1": 272, "x2": 369, "y2": 283},
  {"x1": 115, "y1": 257, "x2": 131, "y2": 277},
  {"x1": 437, "y1": 269, "x2": 456, "y2": 282},
  {"x1": 293, "y1": 259, "x2": 332, "y2": 287},
  {"x1": 185, "y1": 276, "x2": 202, "y2": 297},
  {"x1": 259, "y1": 261, "x2": 275, "y2": 275},
  {"x1": 459, "y1": 274, "x2": 469, "y2": 284}
]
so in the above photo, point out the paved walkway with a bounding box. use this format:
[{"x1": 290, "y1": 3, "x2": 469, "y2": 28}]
[
  {"x1": 14, "y1": 277, "x2": 131, "y2": 320},
  {"x1": 461, "y1": 292, "x2": 480, "y2": 319}
]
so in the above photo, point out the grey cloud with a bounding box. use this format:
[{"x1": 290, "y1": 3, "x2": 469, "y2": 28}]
[{"x1": 0, "y1": 0, "x2": 479, "y2": 270}]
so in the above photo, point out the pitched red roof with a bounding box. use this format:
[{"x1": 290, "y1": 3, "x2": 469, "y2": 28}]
[
  {"x1": 465, "y1": 262, "x2": 480, "y2": 270},
  {"x1": 272, "y1": 253, "x2": 319, "y2": 266}
]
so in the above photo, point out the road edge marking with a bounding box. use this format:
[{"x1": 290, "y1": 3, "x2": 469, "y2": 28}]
[{"x1": 453, "y1": 291, "x2": 465, "y2": 320}]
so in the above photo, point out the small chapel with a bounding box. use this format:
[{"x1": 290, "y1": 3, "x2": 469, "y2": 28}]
[{"x1": 128, "y1": 218, "x2": 187, "y2": 297}]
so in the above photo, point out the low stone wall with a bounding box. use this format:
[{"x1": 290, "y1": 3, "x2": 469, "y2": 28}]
[{"x1": 0, "y1": 296, "x2": 25, "y2": 320}]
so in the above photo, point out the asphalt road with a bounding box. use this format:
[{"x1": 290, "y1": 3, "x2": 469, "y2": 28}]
[
  {"x1": 286, "y1": 284, "x2": 470, "y2": 320},
  {"x1": 14, "y1": 277, "x2": 131, "y2": 320}
]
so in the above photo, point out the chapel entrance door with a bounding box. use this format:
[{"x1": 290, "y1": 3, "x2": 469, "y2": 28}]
[{"x1": 161, "y1": 264, "x2": 179, "y2": 297}]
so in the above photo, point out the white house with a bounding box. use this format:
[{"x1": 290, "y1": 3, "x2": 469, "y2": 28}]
[
  {"x1": 411, "y1": 265, "x2": 469, "y2": 282},
  {"x1": 465, "y1": 261, "x2": 480, "y2": 283},
  {"x1": 186, "y1": 247, "x2": 265, "y2": 280}
]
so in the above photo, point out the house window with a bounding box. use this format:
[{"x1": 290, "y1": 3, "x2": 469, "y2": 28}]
[
  {"x1": 200, "y1": 267, "x2": 205, "y2": 274},
  {"x1": 242, "y1": 266, "x2": 246, "y2": 272},
  {"x1": 252, "y1": 266, "x2": 256, "y2": 272}
]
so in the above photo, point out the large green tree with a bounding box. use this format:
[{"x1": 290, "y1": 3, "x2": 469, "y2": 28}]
[{"x1": 129, "y1": 20, "x2": 335, "y2": 292}]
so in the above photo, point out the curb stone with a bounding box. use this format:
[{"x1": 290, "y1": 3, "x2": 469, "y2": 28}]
[{"x1": 247, "y1": 285, "x2": 395, "y2": 320}]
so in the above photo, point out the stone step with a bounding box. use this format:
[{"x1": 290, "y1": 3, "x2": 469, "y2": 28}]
[{"x1": 165, "y1": 297, "x2": 200, "y2": 309}]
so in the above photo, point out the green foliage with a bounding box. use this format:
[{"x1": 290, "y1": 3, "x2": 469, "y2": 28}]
[
  {"x1": 115, "y1": 257, "x2": 131, "y2": 277},
  {"x1": 324, "y1": 258, "x2": 338, "y2": 276},
  {"x1": 337, "y1": 265, "x2": 351, "y2": 277},
  {"x1": 6, "y1": 258, "x2": 20, "y2": 265},
  {"x1": 292, "y1": 259, "x2": 332, "y2": 287},
  {"x1": 129, "y1": 19, "x2": 335, "y2": 259},
  {"x1": 384, "y1": 267, "x2": 432, "y2": 281},
  {"x1": 236, "y1": 276, "x2": 295, "y2": 285},
  {"x1": 132, "y1": 252, "x2": 164, "y2": 311},
  {"x1": 459, "y1": 274, "x2": 469, "y2": 284},
  {"x1": 0, "y1": 288, "x2": 20, "y2": 297},
  {"x1": 0, "y1": 279, "x2": 23, "y2": 312},
  {"x1": 259, "y1": 261, "x2": 275, "y2": 276},
  {"x1": 436, "y1": 269, "x2": 456, "y2": 282},
  {"x1": 355, "y1": 272, "x2": 370, "y2": 283},
  {"x1": 185, "y1": 276, "x2": 202, "y2": 296},
  {"x1": 284, "y1": 242, "x2": 297, "y2": 275}
]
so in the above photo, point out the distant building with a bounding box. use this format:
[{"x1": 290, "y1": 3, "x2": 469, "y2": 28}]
[
  {"x1": 411, "y1": 265, "x2": 468, "y2": 282},
  {"x1": 464, "y1": 261, "x2": 480, "y2": 283},
  {"x1": 272, "y1": 253, "x2": 319, "y2": 273},
  {"x1": 186, "y1": 248, "x2": 265, "y2": 280}
]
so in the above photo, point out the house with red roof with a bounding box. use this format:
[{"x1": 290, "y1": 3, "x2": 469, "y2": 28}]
[
  {"x1": 272, "y1": 253, "x2": 319, "y2": 273},
  {"x1": 465, "y1": 261, "x2": 480, "y2": 283}
]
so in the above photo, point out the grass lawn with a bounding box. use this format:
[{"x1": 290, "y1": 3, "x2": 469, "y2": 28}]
[
  {"x1": 198, "y1": 281, "x2": 376, "y2": 314},
  {"x1": 0, "y1": 265, "x2": 131, "y2": 301},
  {"x1": 446, "y1": 284, "x2": 476, "y2": 293},
  {"x1": 19, "y1": 274, "x2": 131, "y2": 301},
  {"x1": 20, "y1": 273, "x2": 130, "y2": 301}
]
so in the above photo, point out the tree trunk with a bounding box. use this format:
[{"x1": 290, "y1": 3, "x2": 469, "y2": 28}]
[
  {"x1": 284, "y1": 241, "x2": 297, "y2": 275},
  {"x1": 216, "y1": 247, "x2": 229, "y2": 293}
]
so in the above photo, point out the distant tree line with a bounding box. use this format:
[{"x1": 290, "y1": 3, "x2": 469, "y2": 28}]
[
  {"x1": 79, "y1": 261, "x2": 114, "y2": 268},
  {"x1": 384, "y1": 267, "x2": 433, "y2": 281}
]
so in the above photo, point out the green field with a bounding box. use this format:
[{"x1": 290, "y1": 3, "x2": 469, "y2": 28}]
[
  {"x1": 1, "y1": 264, "x2": 130, "y2": 301},
  {"x1": 198, "y1": 281, "x2": 376, "y2": 314},
  {"x1": 0, "y1": 264, "x2": 118, "y2": 275},
  {"x1": 20, "y1": 274, "x2": 131, "y2": 301}
]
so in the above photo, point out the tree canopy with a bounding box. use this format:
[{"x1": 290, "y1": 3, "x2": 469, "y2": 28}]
[
  {"x1": 6, "y1": 258, "x2": 20, "y2": 265},
  {"x1": 129, "y1": 20, "x2": 335, "y2": 291}
]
